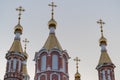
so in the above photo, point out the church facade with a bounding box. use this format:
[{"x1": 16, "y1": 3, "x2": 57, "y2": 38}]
[{"x1": 4, "y1": 2, "x2": 116, "y2": 80}]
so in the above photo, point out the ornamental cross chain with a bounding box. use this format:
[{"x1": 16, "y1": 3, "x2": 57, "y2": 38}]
[
  {"x1": 23, "y1": 38, "x2": 29, "y2": 52},
  {"x1": 16, "y1": 6, "x2": 25, "y2": 23},
  {"x1": 74, "y1": 57, "x2": 80, "y2": 72},
  {"x1": 97, "y1": 19, "x2": 105, "y2": 36},
  {"x1": 48, "y1": 2, "x2": 57, "y2": 19}
]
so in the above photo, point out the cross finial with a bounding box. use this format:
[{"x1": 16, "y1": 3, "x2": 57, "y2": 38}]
[
  {"x1": 16, "y1": 6, "x2": 25, "y2": 24},
  {"x1": 48, "y1": 2, "x2": 57, "y2": 19},
  {"x1": 97, "y1": 19, "x2": 105, "y2": 36},
  {"x1": 74, "y1": 57, "x2": 80, "y2": 72},
  {"x1": 23, "y1": 38, "x2": 29, "y2": 52}
]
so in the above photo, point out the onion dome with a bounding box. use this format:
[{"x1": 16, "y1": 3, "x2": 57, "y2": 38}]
[
  {"x1": 74, "y1": 57, "x2": 81, "y2": 80},
  {"x1": 14, "y1": 6, "x2": 25, "y2": 34},
  {"x1": 75, "y1": 72, "x2": 81, "y2": 78},
  {"x1": 14, "y1": 23, "x2": 23, "y2": 34},
  {"x1": 48, "y1": 18, "x2": 57, "y2": 29},
  {"x1": 99, "y1": 36, "x2": 107, "y2": 46},
  {"x1": 48, "y1": 2, "x2": 57, "y2": 29},
  {"x1": 23, "y1": 51, "x2": 28, "y2": 59}
]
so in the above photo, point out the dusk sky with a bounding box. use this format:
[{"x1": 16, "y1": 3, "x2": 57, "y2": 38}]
[{"x1": 0, "y1": 0, "x2": 120, "y2": 80}]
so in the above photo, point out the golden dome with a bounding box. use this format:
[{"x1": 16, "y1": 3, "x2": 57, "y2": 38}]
[
  {"x1": 98, "y1": 51, "x2": 112, "y2": 66},
  {"x1": 43, "y1": 33, "x2": 62, "y2": 50},
  {"x1": 75, "y1": 72, "x2": 81, "y2": 78},
  {"x1": 9, "y1": 39, "x2": 23, "y2": 53},
  {"x1": 48, "y1": 18, "x2": 57, "y2": 29},
  {"x1": 14, "y1": 23, "x2": 23, "y2": 34},
  {"x1": 99, "y1": 36, "x2": 107, "y2": 46}
]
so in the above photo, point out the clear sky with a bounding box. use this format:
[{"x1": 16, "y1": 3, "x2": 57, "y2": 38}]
[{"x1": 0, "y1": 0, "x2": 120, "y2": 80}]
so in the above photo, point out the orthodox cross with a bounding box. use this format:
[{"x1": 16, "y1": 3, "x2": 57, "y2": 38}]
[
  {"x1": 23, "y1": 38, "x2": 29, "y2": 52},
  {"x1": 97, "y1": 19, "x2": 105, "y2": 36},
  {"x1": 16, "y1": 6, "x2": 25, "y2": 23},
  {"x1": 48, "y1": 2, "x2": 57, "y2": 19},
  {"x1": 74, "y1": 57, "x2": 80, "y2": 72}
]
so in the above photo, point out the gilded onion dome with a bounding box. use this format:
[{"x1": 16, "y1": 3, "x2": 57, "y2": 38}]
[
  {"x1": 14, "y1": 23, "x2": 23, "y2": 34},
  {"x1": 23, "y1": 51, "x2": 28, "y2": 59},
  {"x1": 99, "y1": 35, "x2": 107, "y2": 46},
  {"x1": 74, "y1": 57, "x2": 81, "y2": 80},
  {"x1": 75, "y1": 72, "x2": 81, "y2": 78},
  {"x1": 48, "y1": 2, "x2": 57, "y2": 29},
  {"x1": 48, "y1": 18, "x2": 57, "y2": 29}
]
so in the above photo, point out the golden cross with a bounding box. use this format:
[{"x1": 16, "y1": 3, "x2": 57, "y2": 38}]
[
  {"x1": 97, "y1": 19, "x2": 105, "y2": 36},
  {"x1": 16, "y1": 6, "x2": 25, "y2": 23},
  {"x1": 74, "y1": 57, "x2": 80, "y2": 72},
  {"x1": 48, "y1": 2, "x2": 57, "y2": 19},
  {"x1": 23, "y1": 38, "x2": 29, "y2": 52}
]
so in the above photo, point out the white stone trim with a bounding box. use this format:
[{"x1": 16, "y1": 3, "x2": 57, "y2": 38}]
[
  {"x1": 49, "y1": 48, "x2": 62, "y2": 55},
  {"x1": 8, "y1": 60, "x2": 11, "y2": 72}
]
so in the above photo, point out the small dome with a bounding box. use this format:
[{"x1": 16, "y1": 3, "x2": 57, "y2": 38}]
[
  {"x1": 14, "y1": 23, "x2": 23, "y2": 34},
  {"x1": 23, "y1": 51, "x2": 28, "y2": 59},
  {"x1": 75, "y1": 72, "x2": 81, "y2": 78},
  {"x1": 48, "y1": 18, "x2": 57, "y2": 29},
  {"x1": 99, "y1": 36, "x2": 107, "y2": 46}
]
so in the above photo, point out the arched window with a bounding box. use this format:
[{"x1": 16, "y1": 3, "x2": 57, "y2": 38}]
[
  {"x1": 41, "y1": 55, "x2": 46, "y2": 71},
  {"x1": 8, "y1": 60, "x2": 11, "y2": 72},
  {"x1": 63, "y1": 57, "x2": 66, "y2": 72},
  {"x1": 18, "y1": 60, "x2": 21, "y2": 72},
  {"x1": 13, "y1": 58, "x2": 17, "y2": 71},
  {"x1": 52, "y1": 55, "x2": 58, "y2": 70},
  {"x1": 11, "y1": 60, "x2": 13, "y2": 72},
  {"x1": 16, "y1": 60, "x2": 19, "y2": 72},
  {"x1": 102, "y1": 70, "x2": 106, "y2": 80},
  {"x1": 107, "y1": 69, "x2": 111, "y2": 80}
]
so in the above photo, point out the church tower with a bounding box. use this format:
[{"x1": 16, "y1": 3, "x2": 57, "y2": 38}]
[
  {"x1": 96, "y1": 19, "x2": 116, "y2": 80},
  {"x1": 34, "y1": 2, "x2": 70, "y2": 80},
  {"x1": 4, "y1": 6, "x2": 30, "y2": 80},
  {"x1": 74, "y1": 57, "x2": 81, "y2": 80}
]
